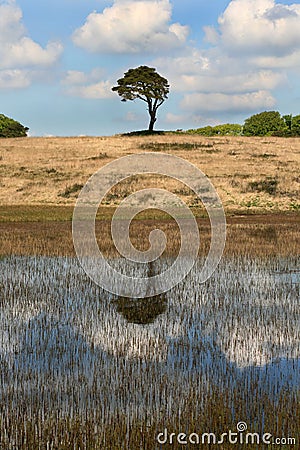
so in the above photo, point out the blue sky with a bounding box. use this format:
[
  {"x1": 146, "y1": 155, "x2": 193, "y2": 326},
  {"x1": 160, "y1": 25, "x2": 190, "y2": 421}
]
[{"x1": 1, "y1": 0, "x2": 300, "y2": 136}]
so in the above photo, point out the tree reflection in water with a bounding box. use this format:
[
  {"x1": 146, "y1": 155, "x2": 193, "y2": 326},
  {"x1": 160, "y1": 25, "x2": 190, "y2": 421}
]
[
  {"x1": 112, "y1": 261, "x2": 168, "y2": 325},
  {"x1": 113, "y1": 295, "x2": 167, "y2": 325}
]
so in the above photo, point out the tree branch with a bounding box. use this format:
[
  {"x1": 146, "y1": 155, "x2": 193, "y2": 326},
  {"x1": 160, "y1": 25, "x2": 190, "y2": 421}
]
[{"x1": 137, "y1": 95, "x2": 148, "y2": 103}]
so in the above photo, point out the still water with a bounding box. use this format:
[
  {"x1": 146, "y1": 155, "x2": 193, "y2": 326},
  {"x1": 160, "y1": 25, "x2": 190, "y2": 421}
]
[{"x1": 0, "y1": 255, "x2": 299, "y2": 441}]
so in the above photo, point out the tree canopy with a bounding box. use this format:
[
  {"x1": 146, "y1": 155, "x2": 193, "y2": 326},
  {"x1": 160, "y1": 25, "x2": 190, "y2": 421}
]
[
  {"x1": 242, "y1": 111, "x2": 287, "y2": 136},
  {"x1": 112, "y1": 65, "x2": 169, "y2": 132},
  {"x1": 0, "y1": 114, "x2": 29, "y2": 138}
]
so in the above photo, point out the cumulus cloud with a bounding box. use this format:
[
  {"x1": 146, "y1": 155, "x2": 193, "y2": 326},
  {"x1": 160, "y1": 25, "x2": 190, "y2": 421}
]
[
  {"x1": 155, "y1": 49, "x2": 210, "y2": 78},
  {"x1": 165, "y1": 113, "x2": 186, "y2": 124},
  {"x1": 181, "y1": 91, "x2": 276, "y2": 113},
  {"x1": 152, "y1": 2, "x2": 299, "y2": 118},
  {"x1": 253, "y1": 51, "x2": 300, "y2": 69},
  {"x1": 72, "y1": 0, "x2": 189, "y2": 53},
  {"x1": 62, "y1": 69, "x2": 114, "y2": 99},
  {"x1": 0, "y1": 69, "x2": 30, "y2": 89},
  {"x1": 62, "y1": 68, "x2": 105, "y2": 86},
  {"x1": 0, "y1": 1, "x2": 62, "y2": 71},
  {"x1": 206, "y1": 0, "x2": 300, "y2": 63},
  {"x1": 180, "y1": 71, "x2": 284, "y2": 94},
  {"x1": 71, "y1": 81, "x2": 113, "y2": 99},
  {"x1": 1, "y1": 39, "x2": 62, "y2": 69},
  {"x1": 155, "y1": 51, "x2": 285, "y2": 94}
]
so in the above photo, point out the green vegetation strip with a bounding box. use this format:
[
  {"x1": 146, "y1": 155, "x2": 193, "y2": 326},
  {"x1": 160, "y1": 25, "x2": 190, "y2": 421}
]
[
  {"x1": 1, "y1": 205, "x2": 299, "y2": 222},
  {"x1": 0, "y1": 205, "x2": 74, "y2": 222},
  {"x1": 0, "y1": 205, "x2": 211, "y2": 222}
]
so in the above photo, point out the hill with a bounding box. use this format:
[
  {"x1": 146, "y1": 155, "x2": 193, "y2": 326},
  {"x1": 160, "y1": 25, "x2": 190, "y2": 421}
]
[{"x1": 0, "y1": 134, "x2": 299, "y2": 216}]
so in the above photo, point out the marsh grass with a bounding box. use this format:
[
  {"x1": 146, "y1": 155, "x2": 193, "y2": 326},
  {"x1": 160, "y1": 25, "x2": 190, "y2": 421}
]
[
  {"x1": 0, "y1": 253, "x2": 299, "y2": 449},
  {"x1": 0, "y1": 214, "x2": 298, "y2": 258}
]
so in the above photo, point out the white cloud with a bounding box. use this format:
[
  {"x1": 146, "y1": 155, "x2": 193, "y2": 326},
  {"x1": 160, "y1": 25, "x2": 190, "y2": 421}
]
[
  {"x1": 0, "y1": 1, "x2": 62, "y2": 70},
  {"x1": 180, "y1": 71, "x2": 284, "y2": 94},
  {"x1": 62, "y1": 68, "x2": 105, "y2": 86},
  {"x1": 151, "y1": 2, "x2": 299, "y2": 119},
  {"x1": 253, "y1": 51, "x2": 300, "y2": 69},
  {"x1": 62, "y1": 70, "x2": 87, "y2": 86},
  {"x1": 206, "y1": 0, "x2": 300, "y2": 62},
  {"x1": 71, "y1": 81, "x2": 113, "y2": 99},
  {"x1": 181, "y1": 91, "x2": 276, "y2": 113},
  {"x1": 155, "y1": 51, "x2": 285, "y2": 94},
  {"x1": 165, "y1": 113, "x2": 186, "y2": 124},
  {"x1": 155, "y1": 49, "x2": 210, "y2": 77},
  {"x1": 125, "y1": 111, "x2": 140, "y2": 122},
  {"x1": 72, "y1": 0, "x2": 189, "y2": 53},
  {"x1": 62, "y1": 69, "x2": 114, "y2": 99},
  {"x1": 1, "y1": 38, "x2": 62, "y2": 69},
  {"x1": 0, "y1": 69, "x2": 30, "y2": 89}
]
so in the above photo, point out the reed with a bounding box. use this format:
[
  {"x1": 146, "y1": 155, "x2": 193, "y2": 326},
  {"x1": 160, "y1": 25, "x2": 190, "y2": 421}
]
[{"x1": 0, "y1": 250, "x2": 299, "y2": 448}]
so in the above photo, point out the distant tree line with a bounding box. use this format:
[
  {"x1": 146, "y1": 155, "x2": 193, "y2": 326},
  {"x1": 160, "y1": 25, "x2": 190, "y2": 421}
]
[
  {"x1": 187, "y1": 123, "x2": 242, "y2": 136},
  {"x1": 188, "y1": 111, "x2": 300, "y2": 137},
  {"x1": 0, "y1": 114, "x2": 29, "y2": 138},
  {"x1": 1, "y1": 107, "x2": 300, "y2": 138}
]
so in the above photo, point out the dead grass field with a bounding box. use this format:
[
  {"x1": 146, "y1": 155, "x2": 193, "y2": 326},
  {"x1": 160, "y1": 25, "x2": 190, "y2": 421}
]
[
  {"x1": 0, "y1": 134, "x2": 299, "y2": 214},
  {"x1": 0, "y1": 214, "x2": 299, "y2": 258}
]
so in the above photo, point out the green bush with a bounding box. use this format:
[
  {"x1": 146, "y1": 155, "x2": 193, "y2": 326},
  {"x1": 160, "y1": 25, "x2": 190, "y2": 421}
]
[
  {"x1": 213, "y1": 123, "x2": 242, "y2": 135},
  {"x1": 243, "y1": 111, "x2": 287, "y2": 136},
  {"x1": 291, "y1": 115, "x2": 300, "y2": 135},
  {"x1": 274, "y1": 114, "x2": 300, "y2": 136},
  {"x1": 282, "y1": 114, "x2": 292, "y2": 131},
  {"x1": 188, "y1": 123, "x2": 242, "y2": 136},
  {"x1": 0, "y1": 114, "x2": 29, "y2": 138}
]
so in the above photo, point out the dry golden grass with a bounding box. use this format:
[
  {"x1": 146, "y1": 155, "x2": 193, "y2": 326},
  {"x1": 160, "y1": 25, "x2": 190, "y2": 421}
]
[
  {"x1": 0, "y1": 214, "x2": 298, "y2": 258},
  {"x1": 0, "y1": 135, "x2": 299, "y2": 213}
]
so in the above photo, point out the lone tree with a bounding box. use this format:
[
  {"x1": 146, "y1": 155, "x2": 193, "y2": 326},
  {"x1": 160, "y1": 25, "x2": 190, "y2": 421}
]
[{"x1": 112, "y1": 66, "x2": 169, "y2": 132}]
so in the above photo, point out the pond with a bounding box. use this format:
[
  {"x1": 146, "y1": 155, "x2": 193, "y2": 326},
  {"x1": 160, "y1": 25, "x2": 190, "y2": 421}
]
[{"x1": 0, "y1": 255, "x2": 299, "y2": 448}]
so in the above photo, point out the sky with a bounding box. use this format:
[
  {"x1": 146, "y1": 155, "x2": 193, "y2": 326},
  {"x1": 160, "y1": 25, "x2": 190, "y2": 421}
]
[{"x1": 0, "y1": 0, "x2": 300, "y2": 136}]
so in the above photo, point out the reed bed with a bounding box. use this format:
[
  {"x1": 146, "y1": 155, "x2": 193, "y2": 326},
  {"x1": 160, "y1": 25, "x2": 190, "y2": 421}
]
[
  {"x1": 0, "y1": 253, "x2": 299, "y2": 449},
  {"x1": 0, "y1": 214, "x2": 299, "y2": 258}
]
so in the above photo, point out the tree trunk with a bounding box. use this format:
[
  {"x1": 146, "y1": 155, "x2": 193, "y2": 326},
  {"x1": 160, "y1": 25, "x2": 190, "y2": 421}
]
[{"x1": 148, "y1": 113, "x2": 156, "y2": 131}]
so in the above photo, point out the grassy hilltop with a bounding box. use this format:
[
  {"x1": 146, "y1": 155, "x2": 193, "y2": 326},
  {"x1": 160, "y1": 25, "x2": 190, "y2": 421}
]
[{"x1": 0, "y1": 134, "x2": 299, "y2": 221}]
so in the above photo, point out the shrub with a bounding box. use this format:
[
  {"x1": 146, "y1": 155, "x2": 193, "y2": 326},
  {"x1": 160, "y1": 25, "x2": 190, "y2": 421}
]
[
  {"x1": 213, "y1": 123, "x2": 242, "y2": 135},
  {"x1": 291, "y1": 115, "x2": 300, "y2": 135},
  {"x1": 138, "y1": 142, "x2": 213, "y2": 151},
  {"x1": 274, "y1": 114, "x2": 300, "y2": 136},
  {"x1": 282, "y1": 114, "x2": 292, "y2": 131},
  {"x1": 0, "y1": 114, "x2": 29, "y2": 138},
  {"x1": 188, "y1": 123, "x2": 242, "y2": 136},
  {"x1": 243, "y1": 111, "x2": 287, "y2": 136},
  {"x1": 59, "y1": 183, "x2": 83, "y2": 198},
  {"x1": 247, "y1": 177, "x2": 278, "y2": 195}
]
